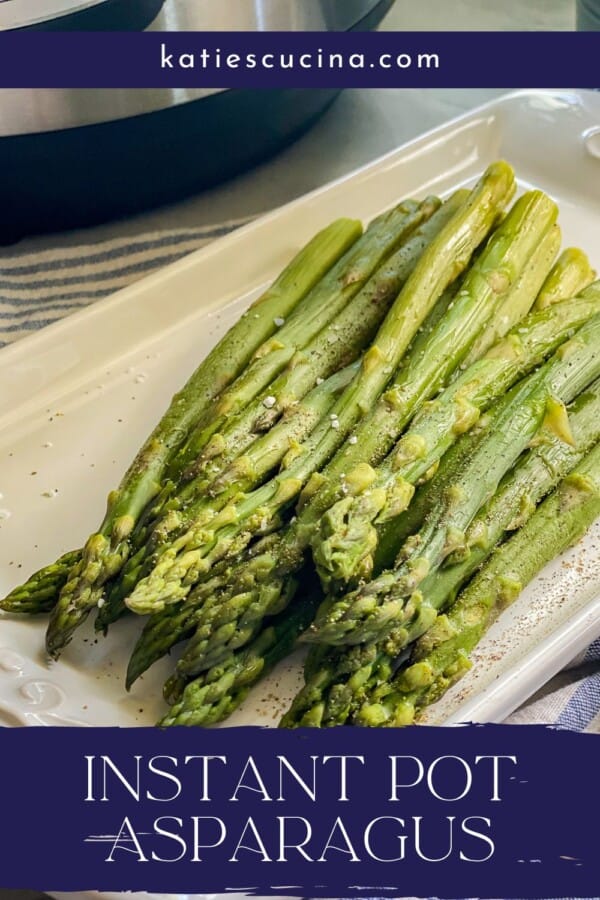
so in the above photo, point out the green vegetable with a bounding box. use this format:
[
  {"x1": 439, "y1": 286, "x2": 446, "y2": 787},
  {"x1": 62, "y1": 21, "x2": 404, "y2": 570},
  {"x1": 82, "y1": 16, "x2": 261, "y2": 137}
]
[
  {"x1": 356, "y1": 440, "x2": 600, "y2": 726},
  {"x1": 102, "y1": 194, "x2": 457, "y2": 627},
  {"x1": 313, "y1": 282, "x2": 600, "y2": 593},
  {"x1": 0, "y1": 549, "x2": 80, "y2": 615},
  {"x1": 281, "y1": 378, "x2": 600, "y2": 726},
  {"x1": 144, "y1": 164, "x2": 524, "y2": 680},
  {"x1": 307, "y1": 312, "x2": 600, "y2": 646},
  {"x1": 44, "y1": 215, "x2": 389, "y2": 657},
  {"x1": 159, "y1": 585, "x2": 321, "y2": 727},
  {"x1": 534, "y1": 247, "x2": 595, "y2": 310}
]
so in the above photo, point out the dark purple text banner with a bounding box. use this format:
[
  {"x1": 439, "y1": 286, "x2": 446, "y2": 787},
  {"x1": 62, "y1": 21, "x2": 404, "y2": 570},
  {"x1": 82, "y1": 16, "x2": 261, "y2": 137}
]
[
  {"x1": 0, "y1": 724, "x2": 597, "y2": 897},
  {"x1": 0, "y1": 32, "x2": 598, "y2": 88}
]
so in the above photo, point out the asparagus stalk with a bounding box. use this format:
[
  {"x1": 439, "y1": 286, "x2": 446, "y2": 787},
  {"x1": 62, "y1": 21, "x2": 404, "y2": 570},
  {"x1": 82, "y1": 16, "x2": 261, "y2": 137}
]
[
  {"x1": 126, "y1": 163, "x2": 517, "y2": 620},
  {"x1": 176, "y1": 197, "x2": 446, "y2": 486},
  {"x1": 534, "y1": 247, "x2": 596, "y2": 310},
  {"x1": 4, "y1": 222, "x2": 363, "y2": 622},
  {"x1": 458, "y1": 223, "x2": 560, "y2": 369},
  {"x1": 164, "y1": 199, "x2": 434, "y2": 483},
  {"x1": 161, "y1": 177, "x2": 576, "y2": 681},
  {"x1": 96, "y1": 361, "x2": 359, "y2": 631},
  {"x1": 111, "y1": 264, "x2": 464, "y2": 638},
  {"x1": 357, "y1": 440, "x2": 600, "y2": 727},
  {"x1": 106, "y1": 194, "x2": 460, "y2": 612},
  {"x1": 307, "y1": 312, "x2": 600, "y2": 647},
  {"x1": 313, "y1": 283, "x2": 600, "y2": 592},
  {"x1": 5, "y1": 366, "x2": 358, "y2": 625},
  {"x1": 370, "y1": 278, "x2": 600, "y2": 571},
  {"x1": 123, "y1": 287, "x2": 464, "y2": 688},
  {"x1": 0, "y1": 549, "x2": 80, "y2": 615},
  {"x1": 159, "y1": 586, "x2": 322, "y2": 727},
  {"x1": 118, "y1": 204, "x2": 433, "y2": 608},
  {"x1": 281, "y1": 378, "x2": 600, "y2": 727},
  {"x1": 40, "y1": 217, "x2": 368, "y2": 657},
  {"x1": 125, "y1": 557, "x2": 237, "y2": 689},
  {"x1": 119, "y1": 276, "x2": 465, "y2": 655},
  {"x1": 47, "y1": 208, "x2": 416, "y2": 658}
]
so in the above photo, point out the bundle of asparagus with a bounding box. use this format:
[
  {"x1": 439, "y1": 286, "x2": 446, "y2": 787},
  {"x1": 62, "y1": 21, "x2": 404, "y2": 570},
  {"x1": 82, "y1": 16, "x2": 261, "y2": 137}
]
[{"x1": 3, "y1": 159, "x2": 599, "y2": 731}]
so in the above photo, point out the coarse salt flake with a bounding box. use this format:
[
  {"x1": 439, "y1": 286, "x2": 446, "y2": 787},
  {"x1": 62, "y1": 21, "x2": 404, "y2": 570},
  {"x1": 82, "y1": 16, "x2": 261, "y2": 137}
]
[{"x1": 263, "y1": 395, "x2": 276, "y2": 409}]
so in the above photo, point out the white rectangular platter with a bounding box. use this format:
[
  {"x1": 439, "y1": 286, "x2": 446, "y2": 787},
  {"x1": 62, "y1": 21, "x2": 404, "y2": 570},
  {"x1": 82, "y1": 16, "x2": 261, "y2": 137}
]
[{"x1": 1, "y1": 89, "x2": 600, "y2": 731}]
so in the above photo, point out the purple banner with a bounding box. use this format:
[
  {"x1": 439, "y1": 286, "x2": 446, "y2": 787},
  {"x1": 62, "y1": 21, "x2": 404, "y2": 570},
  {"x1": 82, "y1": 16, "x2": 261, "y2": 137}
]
[
  {"x1": 0, "y1": 31, "x2": 597, "y2": 88},
  {"x1": 0, "y1": 724, "x2": 597, "y2": 897}
]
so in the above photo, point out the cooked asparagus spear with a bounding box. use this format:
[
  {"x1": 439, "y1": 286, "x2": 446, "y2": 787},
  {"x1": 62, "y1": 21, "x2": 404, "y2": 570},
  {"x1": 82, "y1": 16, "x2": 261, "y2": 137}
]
[
  {"x1": 125, "y1": 163, "x2": 517, "y2": 622},
  {"x1": 159, "y1": 585, "x2": 321, "y2": 727},
  {"x1": 281, "y1": 378, "x2": 600, "y2": 727},
  {"x1": 104, "y1": 195, "x2": 460, "y2": 619},
  {"x1": 112, "y1": 203, "x2": 434, "y2": 618},
  {"x1": 307, "y1": 313, "x2": 600, "y2": 647},
  {"x1": 9, "y1": 218, "x2": 355, "y2": 648},
  {"x1": 104, "y1": 204, "x2": 472, "y2": 638},
  {"x1": 122, "y1": 286, "x2": 466, "y2": 686},
  {"x1": 96, "y1": 361, "x2": 359, "y2": 631},
  {"x1": 173, "y1": 196, "x2": 445, "y2": 489},
  {"x1": 125, "y1": 176, "x2": 522, "y2": 687},
  {"x1": 0, "y1": 549, "x2": 80, "y2": 615},
  {"x1": 3, "y1": 222, "x2": 363, "y2": 622},
  {"x1": 534, "y1": 247, "x2": 596, "y2": 311},
  {"x1": 165, "y1": 200, "x2": 433, "y2": 483},
  {"x1": 48, "y1": 207, "x2": 426, "y2": 656},
  {"x1": 4, "y1": 368, "x2": 356, "y2": 624},
  {"x1": 458, "y1": 223, "x2": 560, "y2": 369},
  {"x1": 156, "y1": 178, "x2": 577, "y2": 682},
  {"x1": 313, "y1": 283, "x2": 600, "y2": 593},
  {"x1": 356, "y1": 440, "x2": 600, "y2": 727},
  {"x1": 50, "y1": 206, "x2": 438, "y2": 657}
]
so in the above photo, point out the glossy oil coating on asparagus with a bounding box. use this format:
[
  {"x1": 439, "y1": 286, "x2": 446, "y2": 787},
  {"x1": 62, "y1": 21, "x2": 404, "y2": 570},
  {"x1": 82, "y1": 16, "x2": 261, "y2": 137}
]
[
  {"x1": 457, "y1": 222, "x2": 561, "y2": 369},
  {"x1": 307, "y1": 312, "x2": 600, "y2": 647},
  {"x1": 140, "y1": 170, "x2": 571, "y2": 684},
  {"x1": 356, "y1": 440, "x2": 600, "y2": 727},
  {"x1": 281, "y1": 378, "x2": 600, "y2": 727},
  {"x1": 49, "y1": 207, "x2": 430, "y2": 656},
  {"x1": 533, "y1": 247, "x2": 596, "y2": 311},
  {"x1": 160, "y1": 585, "x2": 322, "y2": 728},
  {"x1": 124, "y1": 164, "x2": 517, "y2": 622},
  {"x1": 6, "y1": 159, "x2": 600, "y2": 735},
  {"x1": 313, "y1": 281, "x2": 600, "y2": 593},
  {"x1": 100, "y1": 195, "x2": 457, "y2": 625}
]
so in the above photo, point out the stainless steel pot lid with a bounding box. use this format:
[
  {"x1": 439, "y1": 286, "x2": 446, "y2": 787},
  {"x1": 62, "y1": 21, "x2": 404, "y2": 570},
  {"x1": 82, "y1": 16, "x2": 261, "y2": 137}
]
[
  {"x1": 0, "y1": 0, "x2": 393, "y2": 136},
  {"x1": 0, "y1": 0, "x2": 164, "y2": 30},
  {"x1": 1, "y1": 0, "x2": 391, "y2": 31},
  {"x1": 0, "y1": 0, "x2": 394, "y2": 238},
  {"x1": 156, "y1": 0, "x2": 392, "y2": 32}
]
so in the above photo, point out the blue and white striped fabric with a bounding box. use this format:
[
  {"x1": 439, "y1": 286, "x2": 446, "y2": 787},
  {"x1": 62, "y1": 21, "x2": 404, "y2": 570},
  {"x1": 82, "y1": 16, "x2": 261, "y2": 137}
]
[
  {"x1": 505, "y1": 638, "x2": 600, "y2": 732},
  {"x1": 0, "y1": 221, "x2": 245, "y2": 347},
  {"x1": 1, "y1": 224, "x2": 598, "y2": 732}
]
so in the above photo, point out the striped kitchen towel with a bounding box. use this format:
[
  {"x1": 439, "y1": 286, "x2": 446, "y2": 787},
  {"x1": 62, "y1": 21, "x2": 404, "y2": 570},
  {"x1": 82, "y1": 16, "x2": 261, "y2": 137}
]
[
  {"x1": 0, "y1": 219, "x2": 247, "y2": 347},
  {"x1": 0, "y1": 223, "x2": 599, "y2": 732}
]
